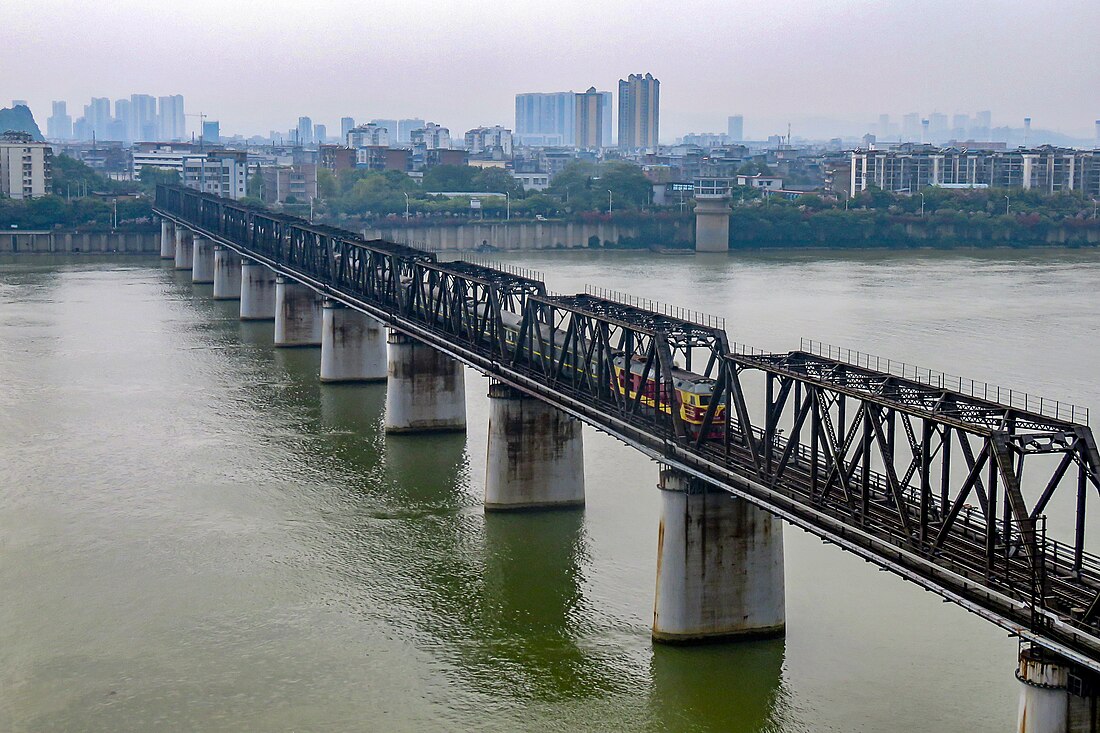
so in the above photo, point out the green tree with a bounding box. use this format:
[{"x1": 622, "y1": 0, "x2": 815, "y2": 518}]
[
  {"x1": 421, "y1": 165, "x2": 478, "y2": 192},
  {"x1": 137, "y1": 166, "x2": 181, "y2": 195}
]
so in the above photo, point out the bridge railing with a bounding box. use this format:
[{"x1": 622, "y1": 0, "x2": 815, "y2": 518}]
[{"x1": 800, "y1": 338, "x2": 1089, "y2": 426}]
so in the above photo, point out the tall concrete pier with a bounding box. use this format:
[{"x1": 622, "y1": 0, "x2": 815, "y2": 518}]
[
  {"x1": 483, "y1": 383, "x2": 585, "y2": 511},
  {"x1": 274, "y1": 275, "x2": 323, "y2": 347},
  {"x1": 384, "y1": 331, "x2": 466, "y2": 433},
  {"x1": 160, "y1": 220, "x2": 176, "y2": 259},
  {"x1": 239, "y1": 258, "x2": 277, "y2": 321},
  {"x1": 191, "y1": 236, "x2": 215, "y2": 284},
  {"x1": 212, "y1": 245, "x2": 242, "y2": 300},
  {"x1": 694, "y1": 194, "x2": 732, "y2": 253},
  {"x1": 652, "y1": 468, "x2": 785, "y2": 643},
  {"x1": 319, "y1": 300, "x2": 388, "y2": 382},
  {"x1": 173, "y1": 227, "x2": 194, "y2": 270}
]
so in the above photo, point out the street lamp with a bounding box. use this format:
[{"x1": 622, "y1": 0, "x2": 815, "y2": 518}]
[
  {"x1": 505, "y1": 191, "x2": 510, "y2": 221},
  {"x1": 607, "y1": 189, "x2": 613, "y2": 215},
  {"x1": 1005, "y1": 194, "x2": 1011, "y2": 216},
  {"x1": 403, "y1": 192, "x2": 410, "y2": 221},
  {"x1": 919, "y1": 191, "x2": 925, "y2": 217}
]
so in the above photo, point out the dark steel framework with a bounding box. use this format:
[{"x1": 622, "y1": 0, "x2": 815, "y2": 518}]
[{"x1": 155, "y1": 185, "x2": 1100, "y2": 671}]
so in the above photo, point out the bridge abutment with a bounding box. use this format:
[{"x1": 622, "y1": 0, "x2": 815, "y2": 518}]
[
  {"x1": 694, "y1": 195, "x2": 731, "y2": 253},
  {"x1": 239, "y1": 258, "x2": 277, "y2": 321},
  {"x1": 160, "y1": 220, "x2": 176, "y2": 259},
  {"x1": 320, "y1": 300, "x2": 387, "y2": 382},
  {"x1": 483, "y1": 382, "x2": 584, "y2": 511},
  {"x1": 191, "y1": 236, "x2": 215, "y2": 284},
  {"x1": 274, "y1": 276, "x2": 322, "y2": 347},
  {"x1": 212, "y1": 245, "x2": 242, "y2": 300},
  {"x1": 1015, "y1": 646, "x2": 1100, "y2": 733},
  {"x1": 173, "y1": 228, "x2": 194, "y2": 270},
  {"x1": 384, "y1": 331, "x2": 466, "y2": 433},
  {"x1": 652, "y1": 468, "x2": 785, "y2": 644}
]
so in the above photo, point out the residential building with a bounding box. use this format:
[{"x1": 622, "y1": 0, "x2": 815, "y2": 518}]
[
  {"x1": 397, "y1": 118, "x2": 425, "y2": 144},
  {"x1": 727, "y1": 115, "x2": 743, "y2": 142},
  {"x1": 47, "y1": 101, "x2": 73, "y2": 140},
  {"x1": 347, "y1": 123, "x2": 390, "y2": 148},
  {"x1": 355, "y1": 146, "x2": 411, "y2": 172},
  {"x1": 319, "y1": 145, "x2": 357, "y2": 173},
  {"x1": 850, "y1": 145, "x2": 1100, "y2": 197},
  {"x1": 515, "y1": 91, "x2": 575, "y2": 147},
  {"x1": 314, "y1": 124, "x2": 327, "y2": 144},
  {"x1": 464, "y1": 126, "x2": 513, "y2": 157},
  {"x1": 182, "y1": 150, "x2": 248, "y2": 199},
  {"x1": 260, "y1": 163, "x2": 318, "y2": 204},
  {"x1": 113, "y1": 99, "x2": 132, "y2": 141},
  {"x1": 129, "y1": 94, "x2": 157, "y2": 142},
  {"x1": 86, "y1": 97, "x2": 111, "y2": 140},
  {"x1": 0, "y1": 131, "x2": 53, "y2": 199},
  {"x1": 618, "y1": 73, "x2": 660, "y2": 150},
  {"x1": 411, "y1": 123, "x2": 451, "y2": 150},
  {"x1": 371, "y1": 119, "x2": 398, "y2": 141},
  {"x1": 131, "y1": 142, "x2": 196, "y2": 178},
  {"x1": 157, "y1": 94, "x2": 185, "y2": 141},
  {"x1": 574, "y1": 87, "x2": 604, "y2": 150},
  {"x1": 512, "y1": 171, "x2": 550, "y2": 192},
  {"x1": 340, "y1": 117, "x2": 356, "y2": 141}
]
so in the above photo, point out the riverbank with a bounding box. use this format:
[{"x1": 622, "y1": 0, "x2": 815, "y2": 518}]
[{"x1": 3, "y1": 229, "x2": 160, "y2": 254}]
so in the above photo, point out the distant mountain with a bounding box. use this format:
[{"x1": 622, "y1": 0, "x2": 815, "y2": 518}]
[{"x1": 0, "y1": 105, "x2": 44, "y2": 141}]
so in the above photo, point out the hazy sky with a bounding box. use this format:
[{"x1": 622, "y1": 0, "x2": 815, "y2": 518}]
[{"x1": 6, "y1": 0, "x2": 1099, "y2": 141}]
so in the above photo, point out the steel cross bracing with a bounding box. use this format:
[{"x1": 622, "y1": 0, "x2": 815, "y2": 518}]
[{"x1": 154, "y1": 185, "x2": 1100, "y2": 672}]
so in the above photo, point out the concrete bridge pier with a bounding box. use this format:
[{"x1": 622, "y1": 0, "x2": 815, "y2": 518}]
[
  {"x1": 274, "y1": 275, "x2": 322, "y2": 347},
  {"x1": 212, "y1": 245, "x2": 242, "y2": 300},
  {"x1": 191, "y1": 236, "x2": 215, "y2": 284},
  {"x1": 1014, "y1": 646, "x2": 1100, "y2": 733},
  {"x1": 652, "y1": 468, "x2": 785, "y2": 643},
  {"x1": 483, "y1": 382, "x2": 584, "y2": 511},
  {"x1": 173, "y1": 227, "x2": 194, "y2": 270},
  {"x1": 320, "y1": 300, "x2": 387, "y2": 382},
  {"x1": 384, "y1": 331, "x2": 466, "y2": 433},
  {"x1": 160, "y1": 220, "x2": 176, "y2": 259},
  {"x1": 694, "y1": 194, "x2": 731, "y2": 253},
  {"x1": 239, "y1": 258, "x2": 277, "y2": 321}
]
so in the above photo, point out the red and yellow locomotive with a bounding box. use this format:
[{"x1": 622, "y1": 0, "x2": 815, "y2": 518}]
[{"x1": 612, "y1": 354, "x2": 725, "y2": 439}]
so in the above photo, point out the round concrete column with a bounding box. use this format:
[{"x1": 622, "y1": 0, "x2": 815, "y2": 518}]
[
  {"x1": 320, "y1": 300, "x2": 387, "y2": 382},
  {"x1": 212, "y1": 245, "x2": 242, "y2": 300},
  {"x1": 173, "y1": 228, "x2": 194, "y2": 270},
  {"x1": 239, "y1": 258, "x2": 277, "y2": 321},
  {"x1": 484, "y1": 383, "x2": 584, "y2": 511},
  {"x1": 694, "y1": 195, "x2": 732, "y2": 253},
  {"x1": 1017, "y1": 646, "x2": 1070, "y2": 733},
  {"x1": 191, "y1": 235, "x2": 215, "y2": 284},
  {"x1": 160, "y1": 219, "x2": 176, "y2": 259},
  {"x1": 384, "y1": 331, "x2": 466, "y2": 433},
  {"x1": 653, "y1": 468, "x2": 785, "y2": 643},
  {"x1": 274, "y1": 275, "x2": 322, "y2": 347}
]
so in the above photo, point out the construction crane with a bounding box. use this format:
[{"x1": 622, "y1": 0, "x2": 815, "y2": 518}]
[{"x1": 185, "y1": 112, "x2": 208, "y2": 150}]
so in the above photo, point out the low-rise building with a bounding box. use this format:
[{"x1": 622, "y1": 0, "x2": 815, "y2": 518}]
[
  {"x1": 356, "y1": 146, "x2": 411, "y2": 172},
  {"x1": 260, "y1": 163, "x2": 317, "y2": 204},
  {"x1": 512, "y1": 172, "x2": 550, "y2": 192},
  {"x1": 319, "y1": 145, "x2": 357, "y2": 173},
  {"x1": 182, "y1": 151, "x2": 249, "y2": 200}
]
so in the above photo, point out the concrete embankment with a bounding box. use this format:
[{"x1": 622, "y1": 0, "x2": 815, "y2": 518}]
[
  {"x1": 3, "y1": 229, "x2": 160, "y2": 254},
  {"x1": 366, "y1": 220, "x2": 692, "y2": 251}
]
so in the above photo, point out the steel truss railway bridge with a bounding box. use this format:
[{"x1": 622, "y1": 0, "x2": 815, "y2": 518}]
[{"x1": 156, "y1": 185, "x2": 1100, "y2": 730}]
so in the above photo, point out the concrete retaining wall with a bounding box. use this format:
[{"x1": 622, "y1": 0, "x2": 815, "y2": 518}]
[
  {"x1": 3, "y1": 230, "x2": 160, "y2": 254},
  {"x1": 366, "y1": 221, "x2": 648, "y2": 251}
]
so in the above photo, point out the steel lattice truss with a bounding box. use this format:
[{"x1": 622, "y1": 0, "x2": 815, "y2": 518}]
[{"x1": 154, "y1": 185, "x2": 1100, "y2": 671}]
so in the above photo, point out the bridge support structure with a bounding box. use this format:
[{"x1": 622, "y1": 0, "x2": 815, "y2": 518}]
[
  {"x1": 173, "y1": 227, "x2": 194, "y2": 270},
  {"x1": 274, "y1": 275, "x2": 322, "y2": 347},
  {"x1": 693, "y1": 194, "x2": 731, "y2": 253},
  {"x1": 239, "y1": 258, "x2": 277, "y2": 321},
  {"x1": 212, "y1": 245, "x2": 242, "y2": 300},
  {"x1": 1016, "y1": 646, "x2": 1100, "y2": 733},
  {"x1": 160, "y1": 219, "x2": 175, "y2": 259},
  {"x1": 320, "y1": 300, "x2": 387, "y2": 382},
  {"x1": 384, "y1": 331, "x2": 466, "y2": 433},
  {"x1": 483, "y1": 382, "x2": 585, "y2": 511},
  {"x1": 191, "y1": 235, "x2": 215, "y2": 284},
  {"x1": 652, "y1": 468, "x2": 785, "y2": 644}
]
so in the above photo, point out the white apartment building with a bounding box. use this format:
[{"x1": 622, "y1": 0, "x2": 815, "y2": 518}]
[
  {"x1": 464, "y1": 126, "x2": 513, "y2": 157},
  {"x1": 346, "y1": 123, "x2": 390, "y2": 148},
  {"x1": 411, "y1": 123, "x2": 451, "y2": 150},
  {"x1": 0, "y1": 132, "x2": 53, "y2": 199},
  {"x1": 182, "y1": 152, "x2": 248, "y2": 200}
]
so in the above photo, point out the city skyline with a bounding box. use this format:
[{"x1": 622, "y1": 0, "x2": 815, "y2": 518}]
[{"x1": 6, "y1": 0, "x2": 1098, "y2": 143}]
